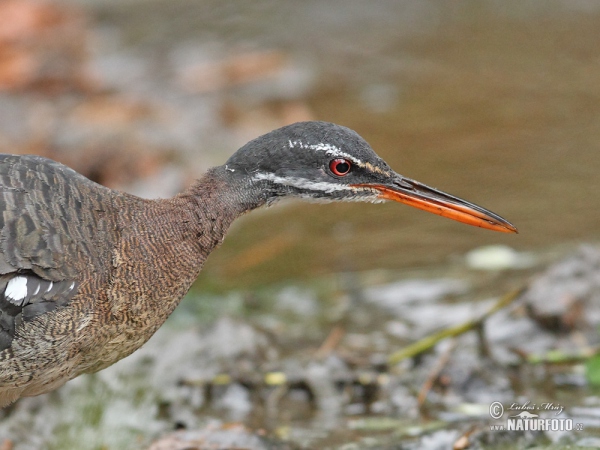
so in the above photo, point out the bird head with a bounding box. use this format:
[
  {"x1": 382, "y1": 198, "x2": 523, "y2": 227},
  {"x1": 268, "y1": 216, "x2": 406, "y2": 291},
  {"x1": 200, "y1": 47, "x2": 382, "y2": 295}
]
[{"x1": 224, "y1": 121, "x2": 517, "y2": 233}]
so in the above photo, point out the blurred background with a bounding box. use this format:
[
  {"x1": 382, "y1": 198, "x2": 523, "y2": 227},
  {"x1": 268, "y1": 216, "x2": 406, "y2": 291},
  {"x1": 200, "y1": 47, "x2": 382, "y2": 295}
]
[{"x1": 1, "y1": 0, "x2": 600, "y2": 449}]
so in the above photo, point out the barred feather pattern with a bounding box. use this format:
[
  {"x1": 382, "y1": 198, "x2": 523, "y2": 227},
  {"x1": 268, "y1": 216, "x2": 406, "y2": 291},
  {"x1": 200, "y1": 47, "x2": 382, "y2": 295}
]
[{"x1": 0, "y1": 155, "x2": 249, "y2": 407}]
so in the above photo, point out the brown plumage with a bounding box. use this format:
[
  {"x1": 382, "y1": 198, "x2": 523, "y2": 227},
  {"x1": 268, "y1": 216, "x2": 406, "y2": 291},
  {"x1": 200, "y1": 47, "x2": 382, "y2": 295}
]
[{"x1": 0, "y1": 121, "x2": 516, "y2": 407}]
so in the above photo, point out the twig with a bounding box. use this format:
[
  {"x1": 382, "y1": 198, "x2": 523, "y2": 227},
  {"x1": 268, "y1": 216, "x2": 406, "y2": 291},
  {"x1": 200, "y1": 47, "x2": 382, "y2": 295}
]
[
  {"x1": 388, "y1": 286, "x2": 526, "y2": 366},
  {"x1": 315, "y1": 325, "x2": 345, "y2": 359},
  {"x1": 417, "y1": 338, "x2": 457, "y2": 406},
  {"x1": 453, "y1": 425, "x2": 478, "y2": 450},
  {"x1": 511, "y1": 345, "x2": 600, "y2": 365}
]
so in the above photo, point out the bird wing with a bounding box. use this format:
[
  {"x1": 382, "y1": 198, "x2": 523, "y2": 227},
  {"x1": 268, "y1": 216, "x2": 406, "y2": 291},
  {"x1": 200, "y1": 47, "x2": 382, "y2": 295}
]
[{"x1": 0, "y1": 154, "x2": 115, "y2": 351}]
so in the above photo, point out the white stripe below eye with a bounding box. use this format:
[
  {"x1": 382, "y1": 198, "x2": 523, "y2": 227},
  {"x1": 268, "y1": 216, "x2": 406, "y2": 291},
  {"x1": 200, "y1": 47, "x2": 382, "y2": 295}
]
[
  {"x1": 253, "y1": 173, "x2": 353, "y2": 193},
  {"x1": 253, "y1": 172, "x2": 384, "y2": 204}
]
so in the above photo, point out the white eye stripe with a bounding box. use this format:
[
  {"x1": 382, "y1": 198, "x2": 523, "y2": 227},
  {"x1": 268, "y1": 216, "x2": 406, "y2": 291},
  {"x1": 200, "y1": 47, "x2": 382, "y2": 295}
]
[
  {"x1": 288, "y1": 140, "x2": 363, "y2": 165},
  {"x1": 287, "y1": 140, "x2": 393, "y2": 177}
]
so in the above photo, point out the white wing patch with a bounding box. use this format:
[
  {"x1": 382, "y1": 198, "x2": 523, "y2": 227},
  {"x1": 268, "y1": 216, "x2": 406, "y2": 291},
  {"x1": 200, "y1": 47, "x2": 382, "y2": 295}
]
[
  {"x1": 2, "y1": 274, "x2": 78, "y2": 308},
  {"x1": 5, "y1": 276, "x2": 28, "y2": 305}
]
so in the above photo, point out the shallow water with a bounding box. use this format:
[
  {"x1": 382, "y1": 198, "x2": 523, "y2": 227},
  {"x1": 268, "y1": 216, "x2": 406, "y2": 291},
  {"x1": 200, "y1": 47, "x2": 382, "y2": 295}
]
[{"x1": 125, "y1": 0, "x2": 600, "y2": 289}]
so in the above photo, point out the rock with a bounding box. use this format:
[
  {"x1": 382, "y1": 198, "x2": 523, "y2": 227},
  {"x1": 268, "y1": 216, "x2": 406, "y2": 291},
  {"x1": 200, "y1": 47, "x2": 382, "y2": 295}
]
[
  {"x1": 523, "y1": 245, "x2": 600, "y2": 332},
  {"x1": 465, "y1": 245, "x2": 536, "y2": 271},
  {"x1": 148, "y1": 423, "x2": 273, "y2": 450}
]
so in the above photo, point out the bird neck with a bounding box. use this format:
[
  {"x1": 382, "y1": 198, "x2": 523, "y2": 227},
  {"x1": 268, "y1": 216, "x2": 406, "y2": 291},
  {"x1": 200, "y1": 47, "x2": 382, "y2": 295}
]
[
  {"x1": 183, "y1": 165, "x2": 268, "y2": 229},
  {"x1": 109, "y1": 166, "x2": 266, "y2": 323}
]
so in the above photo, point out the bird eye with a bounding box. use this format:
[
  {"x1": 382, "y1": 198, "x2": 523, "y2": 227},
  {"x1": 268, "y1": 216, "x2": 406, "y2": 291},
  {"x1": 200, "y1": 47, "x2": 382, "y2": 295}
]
[{"x1": 329, "y1": 159, "x2": 352, "y2": 176}]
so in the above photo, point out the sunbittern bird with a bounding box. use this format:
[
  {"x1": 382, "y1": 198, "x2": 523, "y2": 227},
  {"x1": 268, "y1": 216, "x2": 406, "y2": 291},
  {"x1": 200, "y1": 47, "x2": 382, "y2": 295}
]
[{"x1": 0, "y1": 121, "x2": 516, "y2": 407}]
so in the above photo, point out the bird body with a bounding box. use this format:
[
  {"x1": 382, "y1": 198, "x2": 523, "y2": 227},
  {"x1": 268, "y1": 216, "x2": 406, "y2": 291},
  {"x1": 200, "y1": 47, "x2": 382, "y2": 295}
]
[
  {"x1": 0, "y1": 158, "x2": 251, "y2": 406},
  {"x1": 0, "y1": 121, "x2": 516, "y2": 407}
]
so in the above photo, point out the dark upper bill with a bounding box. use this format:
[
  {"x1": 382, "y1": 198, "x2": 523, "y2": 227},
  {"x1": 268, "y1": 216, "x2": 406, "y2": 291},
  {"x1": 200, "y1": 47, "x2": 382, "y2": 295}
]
[{"x1": 352, "y1": 177, "x2": 518, "y2": 234}]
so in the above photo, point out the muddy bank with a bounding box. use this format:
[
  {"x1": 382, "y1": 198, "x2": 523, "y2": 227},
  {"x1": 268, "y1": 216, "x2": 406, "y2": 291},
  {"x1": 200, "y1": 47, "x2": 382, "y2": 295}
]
[{"x1": 1, "y1": 245, "x2": 599, "y2": 448}]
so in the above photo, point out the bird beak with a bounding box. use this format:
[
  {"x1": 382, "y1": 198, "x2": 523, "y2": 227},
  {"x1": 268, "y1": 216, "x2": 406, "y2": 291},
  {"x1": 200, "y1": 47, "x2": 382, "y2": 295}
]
[{"x1": 352, "y1": 176, "x2": 518, "y2": 233}]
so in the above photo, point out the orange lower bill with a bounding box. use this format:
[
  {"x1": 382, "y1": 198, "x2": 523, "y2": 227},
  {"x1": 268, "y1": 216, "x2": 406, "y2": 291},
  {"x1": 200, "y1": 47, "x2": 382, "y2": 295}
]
[{"x1": 353, "y1": 184, "x2": 518, "y2": 234}]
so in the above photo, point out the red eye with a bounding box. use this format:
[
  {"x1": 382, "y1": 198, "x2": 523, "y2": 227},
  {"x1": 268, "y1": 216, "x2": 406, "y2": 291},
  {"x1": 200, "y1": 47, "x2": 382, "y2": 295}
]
[{"x1": 329, "y1": 158, "x2": 352, "y2": 176}]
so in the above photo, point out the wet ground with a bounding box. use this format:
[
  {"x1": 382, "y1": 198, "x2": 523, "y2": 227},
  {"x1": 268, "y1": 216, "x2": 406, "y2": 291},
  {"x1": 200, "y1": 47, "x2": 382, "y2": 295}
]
[
  {"x1": 1, "y1": 0, "x2": 600, "y2": 449},
  {"x1": 4, "y1": 246, "x2": 600, "y2": 449}
]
